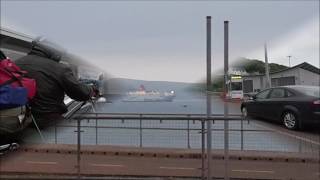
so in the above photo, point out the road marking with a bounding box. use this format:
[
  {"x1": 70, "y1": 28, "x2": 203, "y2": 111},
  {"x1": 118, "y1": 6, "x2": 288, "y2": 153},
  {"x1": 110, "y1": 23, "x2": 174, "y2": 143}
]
[
  {"x1": 252, "y1": 121, "x2": 320, "y2": 146},
  {"x1": 160, "y1": 166, "x2": 196, "y2": 170},
  {"x1": 26, "y1": 161, "x2": 58, "y2": 165},
  {"x1": 90, "y1": 163, "x2": 124, "y2": 168},
  {"x1": 232, "y1": 169, "x2": 274, "y2": 174}
]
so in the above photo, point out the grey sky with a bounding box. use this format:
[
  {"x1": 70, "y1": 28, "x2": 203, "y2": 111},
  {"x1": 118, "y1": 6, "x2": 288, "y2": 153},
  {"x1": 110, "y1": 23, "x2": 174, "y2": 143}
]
[{"x1": 1, "y1": 1, "x2": 319, "y2": 82}]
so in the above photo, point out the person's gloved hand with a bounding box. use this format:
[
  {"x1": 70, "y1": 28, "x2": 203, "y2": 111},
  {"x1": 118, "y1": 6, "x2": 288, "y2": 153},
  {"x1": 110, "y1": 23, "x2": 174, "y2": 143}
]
[{"x1": 91, "y1": 85, "x2": 100, "y2": 98}]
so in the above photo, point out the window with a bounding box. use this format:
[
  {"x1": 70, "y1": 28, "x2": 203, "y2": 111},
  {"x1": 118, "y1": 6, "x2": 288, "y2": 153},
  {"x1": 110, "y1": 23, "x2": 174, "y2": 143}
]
[
  {"x1": 269, "y1": 88, "x2": 285, "y2": 98},
  {"x1": 286, "y1": 90, "x2": 295, "y2": 97},
  {"x1": 231, "y1": 82, "x2": 242, "y2": 91},
  {"x1": 271, "y1": 76, "x2": 295, "y2": 87},
  {"x1": 256, "y1": 89, "x2": 271, "y2": 99}
]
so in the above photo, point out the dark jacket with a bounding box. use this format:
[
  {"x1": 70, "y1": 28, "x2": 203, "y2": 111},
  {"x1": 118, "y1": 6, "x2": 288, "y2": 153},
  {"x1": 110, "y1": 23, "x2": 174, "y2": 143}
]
[{"x1": 15, "y1": 52, "x2": 93, "y2": 114}]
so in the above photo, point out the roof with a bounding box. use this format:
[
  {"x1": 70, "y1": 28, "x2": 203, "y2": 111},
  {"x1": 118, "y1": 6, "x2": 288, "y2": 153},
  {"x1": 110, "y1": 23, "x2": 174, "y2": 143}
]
[
  {"x1": 295, "y1": 62, "x2": 320, "y2": 75},
  {"x1": 243, "y1": 62, "x2": 320, "y2": 77}
]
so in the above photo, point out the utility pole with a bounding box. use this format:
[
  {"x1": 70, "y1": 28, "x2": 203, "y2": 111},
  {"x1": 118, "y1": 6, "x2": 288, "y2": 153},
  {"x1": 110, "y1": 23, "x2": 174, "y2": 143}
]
[
  {"x1": 224, "y1": 20, "x2": 230, "y2": 180},
  {"x1": 206, "y1": 16, "x2": 212, "y2": 180},
  {"x1": 264, "y1": 43, "x2": 271, "y2": 88},
  {"x1": 287, "y1": 55, "x2": 292, "y2": 67}
]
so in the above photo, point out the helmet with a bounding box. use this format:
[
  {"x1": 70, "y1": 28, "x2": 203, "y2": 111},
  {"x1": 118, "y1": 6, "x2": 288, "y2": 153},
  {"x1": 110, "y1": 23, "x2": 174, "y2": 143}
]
[{"x1": 31, "y1": 37, "x2": 66, "y2": 62}]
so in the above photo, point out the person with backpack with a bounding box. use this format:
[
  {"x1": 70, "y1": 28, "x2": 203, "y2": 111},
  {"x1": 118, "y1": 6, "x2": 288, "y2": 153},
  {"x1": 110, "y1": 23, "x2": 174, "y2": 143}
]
[
  {"x1": 0, "y1": 50, "x2": 34, "y2": 153},
  {"x1": 15, "y1": 37, "x2": 99, "y2": 129}
]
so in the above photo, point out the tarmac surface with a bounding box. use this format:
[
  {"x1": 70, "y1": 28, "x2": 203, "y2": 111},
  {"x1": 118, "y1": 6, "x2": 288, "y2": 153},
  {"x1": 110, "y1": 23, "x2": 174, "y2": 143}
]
[{"x1": 0, "y1": 144, "x2": 319, "y2": 180}]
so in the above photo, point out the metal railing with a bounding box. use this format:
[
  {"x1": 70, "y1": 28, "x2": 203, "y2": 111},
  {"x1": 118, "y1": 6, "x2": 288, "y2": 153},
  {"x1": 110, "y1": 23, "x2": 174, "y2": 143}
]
[
  {"x1": 41, "y1": 112, "x2": 319, "y2": 153},
  {"x1": 20, "y1": 111, "x2": 320, "y2": 179},
  {"x1": 70, "y1": 113, "x2": 243, "y2": 180}
]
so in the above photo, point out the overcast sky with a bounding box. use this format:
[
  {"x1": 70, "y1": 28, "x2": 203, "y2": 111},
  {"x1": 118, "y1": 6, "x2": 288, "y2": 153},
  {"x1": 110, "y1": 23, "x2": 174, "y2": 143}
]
[{"x1": 1, "y1": 1, "x2": 319, "y2": 82}]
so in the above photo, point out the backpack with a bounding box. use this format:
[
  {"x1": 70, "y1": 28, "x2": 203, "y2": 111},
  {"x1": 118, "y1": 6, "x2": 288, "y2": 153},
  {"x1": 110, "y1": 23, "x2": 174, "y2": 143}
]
[
  {"x1": 0, "y1": 105, "x2": 32, "y2": 135},
  {"x1": 0, "y1": 57, "x2": 37, "y2": 109}
]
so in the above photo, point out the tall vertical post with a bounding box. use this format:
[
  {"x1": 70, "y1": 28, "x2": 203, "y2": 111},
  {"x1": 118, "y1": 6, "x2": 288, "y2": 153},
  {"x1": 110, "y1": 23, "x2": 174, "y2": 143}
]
[
  {"x1": 264, "y1": 43, "x2": 271, "y2": 88},
  {"x1": 206, "y1": 16, "x2": 212, "y2": 180},
  {"x1": 224, "y1": 20, "x2": 230, "y2": 180},
  {"x1": 287, "y1": 55, "x2": 292, "y2": 67}
]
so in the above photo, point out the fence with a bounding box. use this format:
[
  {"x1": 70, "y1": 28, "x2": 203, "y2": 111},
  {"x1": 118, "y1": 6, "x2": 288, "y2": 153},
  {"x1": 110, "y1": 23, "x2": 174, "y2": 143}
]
[
  {"x1": 20, "y1": 112, "x2": 319, "y2": 179},
  {"x1": 27, "y1": 112, "x2": 319, "y2": 154}
]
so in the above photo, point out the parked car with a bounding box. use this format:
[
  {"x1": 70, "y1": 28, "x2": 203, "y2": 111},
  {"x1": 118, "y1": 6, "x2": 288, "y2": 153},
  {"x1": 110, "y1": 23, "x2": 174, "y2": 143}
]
[{"x1": 241, "y1": 85, "x2": 320, "y2": 130}]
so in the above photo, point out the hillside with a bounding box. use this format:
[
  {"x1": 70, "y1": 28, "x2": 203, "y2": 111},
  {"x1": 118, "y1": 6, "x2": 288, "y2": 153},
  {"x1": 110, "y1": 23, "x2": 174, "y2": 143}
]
[{"x1": 234, "y1": 57, "x2": 288, "y2": 74}]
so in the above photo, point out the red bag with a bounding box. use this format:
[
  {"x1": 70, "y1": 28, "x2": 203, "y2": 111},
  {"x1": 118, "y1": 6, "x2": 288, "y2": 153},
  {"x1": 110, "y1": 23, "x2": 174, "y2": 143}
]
[{"x1": 0, "y1": 58, "x2": 36, "y2": 100}]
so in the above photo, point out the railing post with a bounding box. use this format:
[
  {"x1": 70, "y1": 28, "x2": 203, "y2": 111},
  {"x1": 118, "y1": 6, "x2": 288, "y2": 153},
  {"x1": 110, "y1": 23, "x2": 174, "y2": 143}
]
[
  {"x1": 241, "y1": 113, "x2": 244, "y2": 151},
  {"x1": 187, "y1": 116, "x2": 190, "y2": 149},
  {"x1": 139, "y1": 114, "x2": 142, "y2": 148},
  {"x1": 55, "y1": 118, "x2": 57, "y2": 144},
  {"x1": 201, "y1": 119, "x2": 206, "y2": 180},
  {"x1": 95, "y1": 113, "x2": 98, "y2": 145},
  {"x1": 298, "y1": 139, "x2": 302, "y2": 153},
  {"x1": 77, "y1": 118, "x2": 81, "y2": 179}
]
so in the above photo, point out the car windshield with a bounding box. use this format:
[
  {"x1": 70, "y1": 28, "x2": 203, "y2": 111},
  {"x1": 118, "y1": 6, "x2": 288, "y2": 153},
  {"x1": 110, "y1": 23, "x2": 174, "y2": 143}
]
[{"x1": 291, "y1": 86, "x2": 320, "y2": 97}]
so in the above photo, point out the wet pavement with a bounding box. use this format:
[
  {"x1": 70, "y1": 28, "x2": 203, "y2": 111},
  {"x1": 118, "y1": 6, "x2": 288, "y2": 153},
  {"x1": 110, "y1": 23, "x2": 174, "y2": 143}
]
[{"x1": 19, "y1": 95, "x2": 320, "y2": 154}]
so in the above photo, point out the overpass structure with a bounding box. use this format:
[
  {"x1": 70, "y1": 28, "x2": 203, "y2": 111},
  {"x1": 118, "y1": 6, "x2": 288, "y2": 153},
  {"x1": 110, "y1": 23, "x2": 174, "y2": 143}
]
[
  {"x1": 1, "y1": 27, "x2": 106, "y2": 76},
  {"x1": 0, "y1": 27, "x2": 107, "y2": 93},
  {"x1": 0, "y1": 27, "x2": 33, "y2": 60}
]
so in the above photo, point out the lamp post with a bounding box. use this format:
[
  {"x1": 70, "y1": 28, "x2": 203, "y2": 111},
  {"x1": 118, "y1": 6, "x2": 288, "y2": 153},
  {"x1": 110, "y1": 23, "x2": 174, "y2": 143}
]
[{"x1": 287, "y1": 55, "x2": 292, "y2": 67}]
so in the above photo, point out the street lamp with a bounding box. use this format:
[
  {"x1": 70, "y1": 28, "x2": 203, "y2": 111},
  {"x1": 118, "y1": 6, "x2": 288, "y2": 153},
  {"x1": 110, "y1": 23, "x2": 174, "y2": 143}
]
[{"x1": 287, "y1": 55, "x2": 292, "y2": 67}]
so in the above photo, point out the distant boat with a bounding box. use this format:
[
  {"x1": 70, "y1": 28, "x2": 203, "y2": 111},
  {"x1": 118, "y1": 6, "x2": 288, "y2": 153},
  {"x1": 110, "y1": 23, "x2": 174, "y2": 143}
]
[{"x1": 122, "y1": 85, "x2": 175, "y2": 102}]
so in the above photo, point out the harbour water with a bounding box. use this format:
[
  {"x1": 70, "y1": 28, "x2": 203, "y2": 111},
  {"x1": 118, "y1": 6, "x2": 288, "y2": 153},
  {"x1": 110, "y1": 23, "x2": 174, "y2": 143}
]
[{"x1": 23, "y1": 91, "x2": 319, "y2": 154}]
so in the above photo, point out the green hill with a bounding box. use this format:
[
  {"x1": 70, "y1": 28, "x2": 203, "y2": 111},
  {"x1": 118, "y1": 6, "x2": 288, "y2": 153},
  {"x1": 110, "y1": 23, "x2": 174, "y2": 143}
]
[{"x1": 234, "y1": 57, "x2": 288, "y2": 74}]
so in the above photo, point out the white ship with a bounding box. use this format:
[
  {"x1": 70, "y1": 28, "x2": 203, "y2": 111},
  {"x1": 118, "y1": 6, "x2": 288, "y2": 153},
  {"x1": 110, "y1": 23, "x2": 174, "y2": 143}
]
[{"x1": 123, "y1": 85, "x2": 175, "y2": 102}]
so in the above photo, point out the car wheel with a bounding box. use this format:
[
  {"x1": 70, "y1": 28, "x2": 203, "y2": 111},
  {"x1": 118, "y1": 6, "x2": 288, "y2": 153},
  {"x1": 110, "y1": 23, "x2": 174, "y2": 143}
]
[
  {"x1": 282, "y1": 111, "x2": 299, "y2": 130},
  {"x1": 241, "y1": 106, "x2": 248, "y2": 118}
]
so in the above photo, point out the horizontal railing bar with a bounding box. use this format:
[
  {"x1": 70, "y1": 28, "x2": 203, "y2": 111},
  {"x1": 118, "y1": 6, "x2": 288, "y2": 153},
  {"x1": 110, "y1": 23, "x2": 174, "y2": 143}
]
[
  {"x1": 72, "y1": 116, "x2": 243, "y2": 120},
  {"x1": 52, "y1": 125, "x2": 272, "y2": 132},
  {"x1": 76, "y1": 112, "x2": 243, "y2": 116}
]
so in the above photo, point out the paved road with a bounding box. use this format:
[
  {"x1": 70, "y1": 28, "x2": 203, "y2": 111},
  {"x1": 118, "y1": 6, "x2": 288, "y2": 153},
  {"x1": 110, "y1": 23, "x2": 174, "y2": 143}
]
[{"x1": 1, "y1": 151, "x2": 319, "y2": 180}]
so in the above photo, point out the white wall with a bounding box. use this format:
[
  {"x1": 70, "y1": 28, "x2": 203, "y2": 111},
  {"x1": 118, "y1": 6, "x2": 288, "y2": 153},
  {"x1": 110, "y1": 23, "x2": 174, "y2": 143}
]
[
  {"x1": 299, "y1": 68, "x2": 320, "y2": 86},
  {"x1": 243, "y1": 67, "x2": 320, "y2": 93},
  {"x1": 269, "y1": 67, "x2": 300, "y2": 84},
  {"x1": 243, "y1": 76, "x2": 263, "y2": 92}
]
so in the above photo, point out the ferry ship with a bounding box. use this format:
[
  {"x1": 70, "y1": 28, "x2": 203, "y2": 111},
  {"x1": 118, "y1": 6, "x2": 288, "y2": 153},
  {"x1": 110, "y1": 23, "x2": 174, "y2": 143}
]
[{"x1": 123, "y1": 85, "x2": 175, "y2": 102}]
